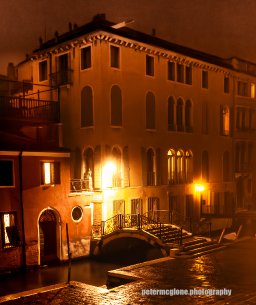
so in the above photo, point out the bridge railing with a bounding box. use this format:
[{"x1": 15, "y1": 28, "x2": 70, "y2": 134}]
[
  {"x1": 94, "y1": 211, "x2": 212, "y2": 238},
  {"x1": 98, "y1": 213, "x2": 165, "y2": 237}
]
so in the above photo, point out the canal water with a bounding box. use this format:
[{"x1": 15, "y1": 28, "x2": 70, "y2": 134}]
[{"x1": 0, "y1": 258, "x2": 126, "y2": 297}]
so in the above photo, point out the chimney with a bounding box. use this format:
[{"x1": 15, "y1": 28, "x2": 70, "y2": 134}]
[
  {"x1": 54, "y1": 31, "x2": 59, "y2": 41},
  {"x1": 152, "y1": 28, "x2": 156, "y2": 36},
  {"x1": 68, "y1": 22, "x2": 73, "y2": 31},
  {"x1": 93, "y1": 13, "x2": 106, "y2": 22}
]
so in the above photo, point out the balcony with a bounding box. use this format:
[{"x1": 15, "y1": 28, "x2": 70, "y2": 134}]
[
  {"x1": 50, "y1": 69, "x2": 73, "y2": 87},
  {"x1": 70, "y1": 178, "x2": 93, "y2": 193},
  {"x1": 0, "y1": 96, "x2": 60, "y2": 125}
]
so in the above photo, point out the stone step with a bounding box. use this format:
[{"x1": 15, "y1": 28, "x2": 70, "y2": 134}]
[
  {"x1": 189, "y1": 245, "x2": 226, "y2": 258},
  {"x1": 185, "y1": 243, "x2": 221, "y2": 255},
  {"x1": 177, "y1": 244, "x2": 225, "y2": 258},
  {"x1": 182, "y1": 238, "x2": 208, "y2": 247},
  {"x1": 182, "y1": 241, "x2": 214, "y2": 251}
]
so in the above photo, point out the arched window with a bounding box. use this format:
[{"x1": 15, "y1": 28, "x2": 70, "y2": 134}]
[
  {"x1": 112, "y1": 147, "x2": 122, "y2": 187},
  {"x1": 176, "y1": 149, "x2": 184, "y2": 183},
  {"x1": 185, "y1": 100, "x2": 192, "y2": 132},
  {"x1": 223, "y1": 151, "x2": 230, "y2": 182},
  {"x1": 81, "y1": 86, "x2": 93, "y2": 127},
  {"x1": 168, "y1": 149, "x2": 176, "y2": 184},
  {"x1": 168, "y1": 97, "x2": 175, "y2": 131},
  {"x1": 176, "y1": 98, "x2": 184, "y2": 131},
  {"x1": 146, "y1": 92, "x2": 155, "y2": 129},
  {"x1": 185, "y1": 150, "x2": 193, "y2": 182},
  {"x1": 111, "y1": 85, "x2": 122, "y2": 126},
  {"x1": 202, "y1": 151, "x2": 209, "y2": 181},
  {"x1": 146, "y1": 148, "x2": 155, "y2": 185}
]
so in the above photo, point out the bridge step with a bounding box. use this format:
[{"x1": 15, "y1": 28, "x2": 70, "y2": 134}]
[{"x1": 177, "y1": 238, "x2": 225, "y2": 257}]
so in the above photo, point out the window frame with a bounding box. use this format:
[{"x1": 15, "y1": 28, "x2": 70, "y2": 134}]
[
  {"x1": 80, "y1": 46, "x2": 92, "y2": 70},
  {"x1": 0, "y1": 212, "x2": 19, "y2": 248},
  {"x1": 0, "y1": 159, "x2": 15, "y2": 188},
  {"x1": 146, "y1": 55, "x2": 154, "y2": 77},
  {"x1": 41, "y1": 161, "x2": 61, "y2": 186},
  {"x1": 39, "y1": 60, "x2": 48, "y2": 82},
  {"x1": 202, "y1": 70, "x2": 208, "y2": 89},
  {"x1": 110, "y1": 45, "x2": 120, "y2": 69}
]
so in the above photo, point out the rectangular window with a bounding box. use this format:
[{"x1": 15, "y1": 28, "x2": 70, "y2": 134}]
[
  {"x1": 81, "y1": 46, "x2": 91, "y2": 70},
  {"x1": 185, "y1": 66, "x2": 192, "y2": 84},
  {"x1": 237, "y1": 81, "x2": 248, "y2": 96},
  {"x1": 220, "y1": 106, "x2": 230, "y2": 136},
  {"x1": 167, "y1": 61, "x2": 175, "y2": 81},
  {"x1": 110, "y1": 45, "x2": 120, "y2": 68},
  {"x1": 251, "y1": 83, "x2": 255, "y2": 98},
  {"x1": 41, "y1": 162, "x2": 60, "y2": 185},
  {"x1": 202, "y1": 70, "x2": 208, "y2": 88},
  {"x1": 0, "y1": 160, "x2": 14, "y2": 187},
  {"x1": 0, "y1": 212, "x2": 19, "y2": 248},
  {"x1": 224, "y1": 76, "x2": 230, "y2": 93},
  {"x1": 113, "y1": 200, "x2": 125, "y2": 215},
  {"x1": 39, "y1": 60, "x2": 48, "y2": 82},
  {"x1": 56, "y1": 53, "x2": 71, "y2": 85},
  {"x1": 177, "y1": 64, "x2": 184, "y2": 83},
  {"x1": 148, "y1": 197, "x2": 159, "y2": 220},
  {"x1": 146, "y1": 55, "x2": 154, "y2": 76}
]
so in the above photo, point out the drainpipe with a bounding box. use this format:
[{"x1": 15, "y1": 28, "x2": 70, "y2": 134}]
[{"x1": 19, "y1": 151, "x2": 27, "y2": 270}]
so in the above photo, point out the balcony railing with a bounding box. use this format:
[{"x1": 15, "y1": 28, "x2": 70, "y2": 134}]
[
  {"x1": 70, "y1": 178, "x2": 93, "y2": 192},
  {"x1": 0, "y1": 95, "x2": 60, "y2": 124},
  {"x1": 50, "y1": 70, "x2": 73, "y2": 87}
]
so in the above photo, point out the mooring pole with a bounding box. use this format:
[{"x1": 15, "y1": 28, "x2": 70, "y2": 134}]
[{"x1": 66, "y1": 223, "x2": 72, "y2": 284}]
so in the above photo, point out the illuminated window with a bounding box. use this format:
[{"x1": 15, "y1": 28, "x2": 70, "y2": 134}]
[
  {"x1": 0, "y1": 160, "x2": 14, "y2": 187},
  {"x1": 185, "y1": 150, "x2": 193, "y2": 182},
  {"x1": 146, "y1": 55, "x2": 154, "y2": 76},
  {"x1": 202, "y1": 70, "x2": 208, "y2": 89},
  {"x1": 251, "y1": 83, "x2": 255, "y2": 98},
  {"x1": 168, "y1": 149, "x2": 175, "y2": 184},
  {"x1": 168, "y1": 62, "x2": 175, "y2": 81},
  {"x1": 176, "y1": 150, "x2": 184, "y2": 183},
  {"x1": 112, "y1": 147, "x2": 122, "y2": 187},
  {"x1": 0, "y1": 212, "x2": 19, "y2": 248},
  {"x1": 110, "y1": 45, "x2": 120, "y2": 68},
  {"x1": 41, "y1": 162, "x2": 60, "y2": 185},
  {"x1": 81, "y1": 86, "x2": 93, "y2": 127},
  {"x1": 81, "y1": 46, "x2": 91, "y2": 70},
  {"x1": 220, "y1": 105, "x2": 230, "y2": 135},
  {"x1": 39, "y1": 60, "x2": 48, "y2": 81}
]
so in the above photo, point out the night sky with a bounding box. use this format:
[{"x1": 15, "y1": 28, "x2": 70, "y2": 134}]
[{"x1": 1, "y1": 0, "x2": 256, "y2": 74}]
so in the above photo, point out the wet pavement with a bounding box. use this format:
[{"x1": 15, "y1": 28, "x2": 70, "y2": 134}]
[{"x1": 1, "y1": 238, "x2": 256, "y2": 304}]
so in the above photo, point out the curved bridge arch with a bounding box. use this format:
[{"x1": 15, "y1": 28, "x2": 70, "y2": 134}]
[{"x1": 93, "y1": 229, "x2": 168, "y2": 257}]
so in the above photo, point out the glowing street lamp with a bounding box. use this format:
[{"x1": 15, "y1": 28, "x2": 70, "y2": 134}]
[
  {"x1": 102, "y1": 161, "x2": 116, "y2": 189},
  {"x1": 194, "y1": 184, "x2": 205, "y2": 192}
]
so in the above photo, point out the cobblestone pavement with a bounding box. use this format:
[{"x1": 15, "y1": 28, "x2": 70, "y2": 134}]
[{"x1": 0, "y1": 239, "x2": 256, "y2": 305}]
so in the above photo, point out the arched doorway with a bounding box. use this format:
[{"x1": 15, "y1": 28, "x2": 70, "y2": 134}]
[{"x1": 39, "y1": 209, "x2": 58, "y2": 265}]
